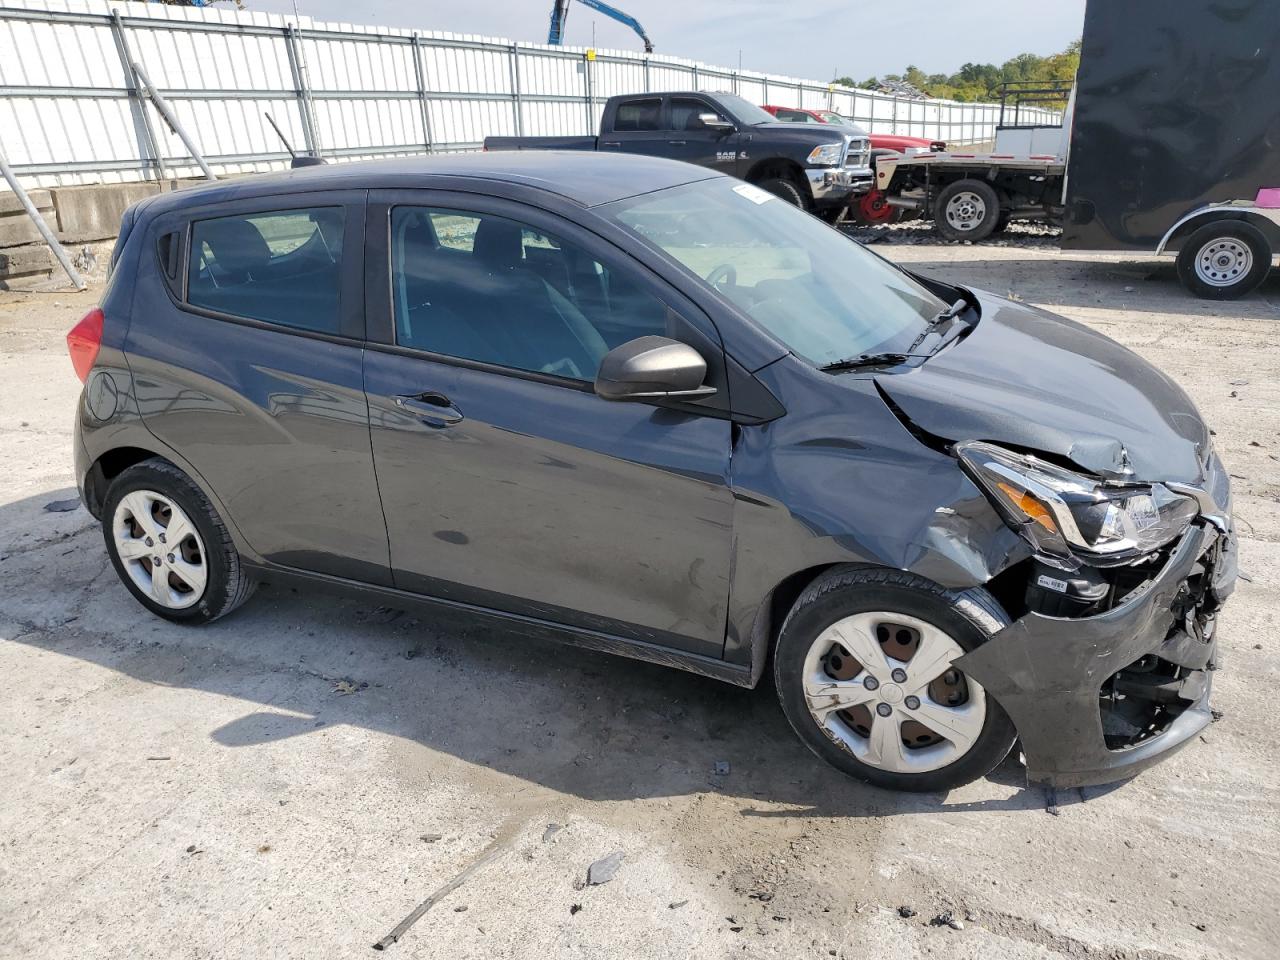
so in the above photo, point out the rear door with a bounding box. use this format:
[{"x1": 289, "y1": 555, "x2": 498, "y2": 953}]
[
  {"x1": 126, "y1": 191, "x2": 391, "y2": 585},
  {"x1": 361, "y1": 189, "x2": 735, "y2": 658},
  {"x1": 599, "y1": 96, "x2": 670, "y2": 157},
  {"x1": 664, "y1": 96, "x2": 740, "y2": 175}
]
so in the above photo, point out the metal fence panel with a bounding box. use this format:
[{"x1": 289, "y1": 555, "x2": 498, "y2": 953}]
[{"x1": 0, "y1": 0, "x2": 1061, "y2": 188}]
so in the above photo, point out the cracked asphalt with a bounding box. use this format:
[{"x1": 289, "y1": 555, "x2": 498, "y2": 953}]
[{"x1": 2, "y1": 239, "x2": 1277, "y2": 959}]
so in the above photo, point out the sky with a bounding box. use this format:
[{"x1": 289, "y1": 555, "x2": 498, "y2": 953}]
[{"x1": 248, "y1": 0, "x2": 1086, "y2": 81}]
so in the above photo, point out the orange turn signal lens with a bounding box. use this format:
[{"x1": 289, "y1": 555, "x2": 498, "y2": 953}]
[{"x1": 996, "y1": 481, "x2": 1059, "y2": 533}]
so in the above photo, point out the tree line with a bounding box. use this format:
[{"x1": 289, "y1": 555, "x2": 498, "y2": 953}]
[{"x1": 835, "y1": 40, "x2": 1081, "y2": 103}]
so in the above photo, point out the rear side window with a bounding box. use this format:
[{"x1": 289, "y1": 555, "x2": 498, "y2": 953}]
[
  {"x1": 613, "y1": 98, "x2": 661, "y2": 131},
  {"x1": 187, "y1": 207, "x2": 345, "y2": 334}
]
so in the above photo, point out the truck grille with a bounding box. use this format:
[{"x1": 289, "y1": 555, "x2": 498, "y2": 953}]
[{"x1": 845, "y1": 137, "x2": 871, "y2": 169}]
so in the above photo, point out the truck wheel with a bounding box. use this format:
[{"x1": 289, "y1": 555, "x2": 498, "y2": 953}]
[
  {"x1": 758, "y1": 177, "x2": 810, "y2": 210},
  {"x1": 1176, "y1": 220, "x2": 1272, "y2": 300},
  {"x1": 935, "y1": 179, "x2": 1001, "y2": 242},
  {"x1": 773, "y1": 566, "x2": 1017, "y2": 792}
]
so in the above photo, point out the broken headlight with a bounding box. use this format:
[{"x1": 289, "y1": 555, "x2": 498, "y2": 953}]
[{"x1": 957, "y1": 441, "x2": 1198, "y2": 565}]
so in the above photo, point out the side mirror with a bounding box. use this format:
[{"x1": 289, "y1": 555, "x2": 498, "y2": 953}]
[
  {"x1": 698, "y1": 112, "x2": 734, "y2": 133},
  {"x1": 594, "y1": 336, "x2": 716, "y2": 402}
]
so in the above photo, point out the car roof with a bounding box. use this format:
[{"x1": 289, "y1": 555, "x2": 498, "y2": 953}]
[{"x1": 138, "y1": 151, "x2": 722, "y2": 217}]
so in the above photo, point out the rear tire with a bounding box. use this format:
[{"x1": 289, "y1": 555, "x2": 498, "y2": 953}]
[
  {"x1": 1176, "y1": 220, "x2": 1271, "y2": 300},
  {"x1": 934, "y1": 178, "x2": 1001, "y2": 242},
  {"x1": 774, "y1": 566, "x2": 1017, "y2": 792},
  {"x1": 102, "y1": 458, "x2": 255, "y2": 624},
  {"x1": 757, "y1": 176, "x2": 810, "y2": 210}
]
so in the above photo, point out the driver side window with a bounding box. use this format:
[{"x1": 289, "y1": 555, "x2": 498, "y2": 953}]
[{"x1": 390, "y1": 206, "x2": 672, "y2": 382}]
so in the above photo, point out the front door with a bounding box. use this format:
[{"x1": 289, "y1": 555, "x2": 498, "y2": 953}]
[
  {"x1": 361, "y1": 191, "x2": 735, "y2": 658},
  {"x1": 664, "y1": 96, "x2": 740, "y2": 175}
]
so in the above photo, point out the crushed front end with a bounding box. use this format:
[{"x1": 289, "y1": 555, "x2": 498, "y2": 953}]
[{"x1": 953, "y1": 447, "x2": 1237, "y2": 788}]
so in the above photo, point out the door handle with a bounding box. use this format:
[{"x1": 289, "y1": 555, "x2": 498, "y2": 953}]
[
  {"x1": 393, "y1": 391, "x2": 463, "y2": 428},
  {"x1": 601, "y1": 141, "x2": 621, "y2": 148},
  {"x1": 667, "y1": 140, "x2": 686, "y2": 145}
]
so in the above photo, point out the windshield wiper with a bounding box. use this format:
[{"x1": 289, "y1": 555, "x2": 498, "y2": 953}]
[
  {"x1": 820, "y1": 352, "x2": 912, "y2": 372},
  {"x1": 906, "y1": 297, "x2": 971, "y2": 354},
  {"x1": 930, "y1": 297, "x2": 970, "y2": 328}
]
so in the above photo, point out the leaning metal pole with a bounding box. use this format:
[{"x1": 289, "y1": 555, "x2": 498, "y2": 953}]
[
  {"x1": 0, "y1": 147, "x2": 85, "y2": 291},
  {"x1": 131, "y1": 62, "x2": 216, "y2": 181}
]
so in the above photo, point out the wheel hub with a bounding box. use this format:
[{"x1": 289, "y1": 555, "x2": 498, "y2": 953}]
[
  {"x1": 945, "y1": 191, "x2": 986, "y2": 232},
  {"x1": 801, "y1": 611, "x2": 987, "y2": 774},
  {"x1": 112, "y1": 490, "x2": 208, "y2": 610},
  {"x1": 1195, "y1": 238, "x2": 1253, "y2": 287}
]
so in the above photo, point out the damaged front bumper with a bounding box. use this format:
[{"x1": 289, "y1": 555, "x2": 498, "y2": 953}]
[{"x1": 955, "y1": 520, "x2": 1237, "y2": 788}]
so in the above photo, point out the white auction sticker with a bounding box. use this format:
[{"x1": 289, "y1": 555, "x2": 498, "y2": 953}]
[{"x1": 732, "y1": 183, "x2": 774, "y2": 205}]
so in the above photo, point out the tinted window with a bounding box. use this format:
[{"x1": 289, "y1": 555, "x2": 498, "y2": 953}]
[
  {"x1": 391, "y1": 206, "x2": 670, "y2": 381},
  {"x1": 670, "y1": 98, "x2": 726, "y2": 132},
  {"x1": 613, "y1": 98, "x2": 661, "y2": 131},
  {"x1": 188, "y1": 207, "x2": 345, "y2": 333}
]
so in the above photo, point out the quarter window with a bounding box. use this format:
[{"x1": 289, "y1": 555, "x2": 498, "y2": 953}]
[
  {"x1": 187, "y1": 207, "x2": 345, "y2": 334},
  {"x1": 390, "y1": 206, "x2": 671, "y2": 381}
]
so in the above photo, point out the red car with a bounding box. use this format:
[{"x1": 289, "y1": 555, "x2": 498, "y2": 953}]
[{"x1": 762, "y1": 106, "x2": 945, "y2": 222}]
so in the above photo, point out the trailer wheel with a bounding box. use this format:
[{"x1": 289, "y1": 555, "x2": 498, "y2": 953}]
[
  {"x1": 1176, "y1": 221, "x2": 1272, "y2": 300},
  {"x1": 935, "y1": 179, "x2": 1001, "y2": 242}
]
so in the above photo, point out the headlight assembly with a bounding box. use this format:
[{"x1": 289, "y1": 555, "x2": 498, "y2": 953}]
[
  {"x1": 806, "y1": 142, "x2": 844, "y2": 167},
  {"x1": 957, "y1": 441, "x2": 1198, "y2": 564}
]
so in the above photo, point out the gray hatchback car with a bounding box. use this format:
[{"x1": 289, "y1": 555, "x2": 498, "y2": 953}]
[{"x1": 69, "y1": 152, "x2": 1236, "y2": 792}]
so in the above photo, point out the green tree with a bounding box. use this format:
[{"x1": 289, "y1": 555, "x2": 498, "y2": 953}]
[{"x1": 832, "y1": 39, "x2": 1080, "y2": 104}]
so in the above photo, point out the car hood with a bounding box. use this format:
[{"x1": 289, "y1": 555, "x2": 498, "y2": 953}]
[{"x1": 875, "y1": 290, "x2": 1210, "y2": 483}]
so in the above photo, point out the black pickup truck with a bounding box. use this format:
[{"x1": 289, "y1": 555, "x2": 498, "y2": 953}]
[{"x1": 484, "y1": 91, "x2": 872, "y2": 220}]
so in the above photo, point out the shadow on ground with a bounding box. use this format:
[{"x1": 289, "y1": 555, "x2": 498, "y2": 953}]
[{"x1": 2, "y1": 486, "x2": 1125, "y2": 820}]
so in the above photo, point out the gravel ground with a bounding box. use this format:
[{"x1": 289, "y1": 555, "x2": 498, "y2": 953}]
[{"x1": 1, "y1": 240, "x2": 1277, "y2": 960}]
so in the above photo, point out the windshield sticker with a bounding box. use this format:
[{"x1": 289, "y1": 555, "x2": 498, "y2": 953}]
[{"x1": 732, "y1": 183, "x2": 774, "y2": 205}]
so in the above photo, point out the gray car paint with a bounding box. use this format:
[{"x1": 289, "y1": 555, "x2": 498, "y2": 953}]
[{"x1": 75, "y1": 152, "x2": 1234, "y2": 788}]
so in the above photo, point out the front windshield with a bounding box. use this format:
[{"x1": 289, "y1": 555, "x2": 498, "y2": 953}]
[
  {"x1": 601, "y1": 179, "x2": 946, "y2": 366},
  {"x1": 715, "y1": 94, "x2": 779, "y2": 126}
]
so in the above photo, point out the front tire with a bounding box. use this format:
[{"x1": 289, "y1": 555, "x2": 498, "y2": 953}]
[
  {"x1": 774, "y1": 566, "x2": 1017, "y2": 792},
  {"x1": 1176, "y1": 220, "x2": 1271, "y2": 300},
  {"x1": 757, "y1": 176, "x2": 810, "y2": 210},
  {"x1": 102, "y1": 458, "x2": 255, "y2": 624},
  {"x1": 934, "y1": 178, "x2": 1002, "y2": 242}
]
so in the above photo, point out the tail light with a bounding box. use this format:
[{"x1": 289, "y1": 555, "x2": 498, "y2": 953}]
[{"x1": 67, "y1": 307, "x2": 104, "y2": 383}]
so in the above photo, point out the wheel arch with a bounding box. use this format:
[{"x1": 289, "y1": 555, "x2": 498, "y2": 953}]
[
  {"x1": 83, "y1": 438, "x2": 260, "y2": 563},
  {"x1": 1156, "y1": 205, "x2": 1280, "y2": 255},
  {"x1": 745, "y1": 157, "x2": 810, "y2": 194}
]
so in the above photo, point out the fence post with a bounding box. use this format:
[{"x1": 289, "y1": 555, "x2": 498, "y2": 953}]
[
  {"x1": 410, "y1": 34, "x2": 434, "y2": 153},
  {"x1": 508, "y1": 43, "x2": 523, "y2": 137},
  {"x1": 643, "y1": 57, "x2": 651, "y2": 93},
  {"x1": 108, "y1": 9, "x2": 167, "y2": 182},
  {"x1": 284, "y1": 23, "x2": 319, "y2": 156},
  {"x1": 692, "y1": 63, "x2": 699, "y2": 90},
  {"x1": 583, "y1": 52, "x2": 593, "y2": 134}
]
